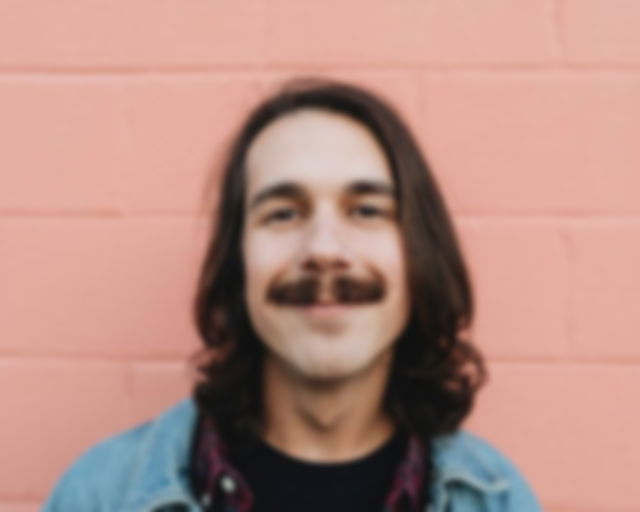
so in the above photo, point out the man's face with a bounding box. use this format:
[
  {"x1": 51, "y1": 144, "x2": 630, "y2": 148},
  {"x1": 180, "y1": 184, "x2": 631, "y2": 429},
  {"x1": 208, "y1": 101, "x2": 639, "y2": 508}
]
[{"x1": 242, "y1": 108, "x2": 410, "y2": 381}]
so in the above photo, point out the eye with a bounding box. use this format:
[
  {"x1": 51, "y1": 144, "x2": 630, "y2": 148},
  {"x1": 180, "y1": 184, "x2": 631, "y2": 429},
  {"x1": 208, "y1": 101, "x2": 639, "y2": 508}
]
[
  {"x1": 351, "y1": 204, "x2": 386, "y2": 218},
  {"x1": 264, "y1": 207, "x2": 299, "y2": 224}
]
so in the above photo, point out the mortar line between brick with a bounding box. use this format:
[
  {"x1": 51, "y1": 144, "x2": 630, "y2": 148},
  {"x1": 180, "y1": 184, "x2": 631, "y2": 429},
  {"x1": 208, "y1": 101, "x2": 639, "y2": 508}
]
[
  {"x1": 0, "y1": 355, "x2": 190, "y2": 364},
  {"x1": 0, "y1": 497, "x2": 42, "y2": 504},
  {"x1": 1, "y1": 355, "x2": 639, "y2": 366},
  {"x1": 489, "y1": 358, "x2": 640, "y2": 366},
  {"x1": 1, "y1": 62, "x2": 640, "y2": 76},
  {"x1": 2, "y1": 212, "x2": 640, "y2": 221}
]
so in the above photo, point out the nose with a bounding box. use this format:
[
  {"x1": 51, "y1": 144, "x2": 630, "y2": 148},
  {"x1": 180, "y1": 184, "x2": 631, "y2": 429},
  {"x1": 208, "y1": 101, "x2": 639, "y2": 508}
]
[{"x1": 298, "y1": 210, "x2": 353, "y2": 274}]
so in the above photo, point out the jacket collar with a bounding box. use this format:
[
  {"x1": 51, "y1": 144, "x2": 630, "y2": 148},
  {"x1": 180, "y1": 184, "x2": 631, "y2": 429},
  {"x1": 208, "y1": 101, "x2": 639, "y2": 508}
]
[
  {"x1": 429, "y1": 430, "x2": 510, "y2": 511},
  {"x1": 124, "y1": 398, "x2": 510, "y2": 512}
]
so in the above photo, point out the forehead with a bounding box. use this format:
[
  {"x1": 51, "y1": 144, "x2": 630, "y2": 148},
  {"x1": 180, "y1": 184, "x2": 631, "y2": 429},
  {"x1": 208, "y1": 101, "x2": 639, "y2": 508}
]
[{"x1": 244, "y1": 108, "x2": 393, "y2": 198}]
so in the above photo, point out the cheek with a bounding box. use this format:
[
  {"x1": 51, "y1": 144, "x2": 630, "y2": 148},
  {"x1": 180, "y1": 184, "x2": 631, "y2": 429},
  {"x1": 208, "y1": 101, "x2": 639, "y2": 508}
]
[
  {"x1": 243, "y1": 231, "x2": 295, "y2": 299},
  {"x1": 355, "y1": 231, "x2": 407, "y2": 294}
]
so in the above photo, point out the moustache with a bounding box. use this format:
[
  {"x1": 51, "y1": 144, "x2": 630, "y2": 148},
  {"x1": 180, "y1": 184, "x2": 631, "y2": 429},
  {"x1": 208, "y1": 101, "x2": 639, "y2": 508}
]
[{"x1": 266, "y1": 274, "x2": 385, "y2": 306}]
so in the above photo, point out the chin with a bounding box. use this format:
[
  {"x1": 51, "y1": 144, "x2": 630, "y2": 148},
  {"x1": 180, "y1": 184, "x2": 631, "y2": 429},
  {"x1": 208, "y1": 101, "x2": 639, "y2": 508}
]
[{"x1": 293, "y1": 353, "x2": 380, "y2": 383}]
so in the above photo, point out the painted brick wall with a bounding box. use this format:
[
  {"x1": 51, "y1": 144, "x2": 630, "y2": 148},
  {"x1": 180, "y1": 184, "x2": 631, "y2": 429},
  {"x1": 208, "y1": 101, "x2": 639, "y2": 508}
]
[{"x1": 1, "y1": 1, "x2": 638, "y2": 511}]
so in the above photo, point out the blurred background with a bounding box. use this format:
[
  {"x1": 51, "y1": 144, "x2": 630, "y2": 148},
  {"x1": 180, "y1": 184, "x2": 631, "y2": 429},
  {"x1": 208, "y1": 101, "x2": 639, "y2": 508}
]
[{"x1": 1, "y1": 1, "x2": 639, "y2": 511}]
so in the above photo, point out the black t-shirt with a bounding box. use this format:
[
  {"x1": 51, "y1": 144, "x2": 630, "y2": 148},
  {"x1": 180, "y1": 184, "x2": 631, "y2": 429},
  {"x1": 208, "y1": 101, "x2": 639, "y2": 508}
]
[{"x1": 228, "y1": 429, "x2": 409, "y2": 512}]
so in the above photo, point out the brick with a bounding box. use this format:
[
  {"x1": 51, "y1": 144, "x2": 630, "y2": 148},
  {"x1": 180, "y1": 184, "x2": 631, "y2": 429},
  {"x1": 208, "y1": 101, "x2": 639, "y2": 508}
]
[
  {"x1": 566, "y1": 221, "x2": 640, "y2": 358},
  {"x1": 122, "y1": 77, "x2": 262, "y2": 213},
  {"x1": 466, "y1": 362, "x2": 640, "y2": 511},
  {"x1": 562, "y1": 0, "x2": 640, "y2": 64},
  {"x1": 0, "y1": 79, "x2": 123, "y2": 211},
  {"x1": 0, "y1": 1, "x2": 264, "y2": 69},
  {"x1": 0, "y1": 218, "x2": 205, "y2": 358},
  {"x1": 423, "y1": 72, "x2": 640, "y2": 214},
  {"x1": 264, "y1": 0, "x2": 556, "y2": 66},
  {"x1": 130, "y1": 361, "x2": 193, "y2": 421},
  {"x1": 457, "y1": 219, "x2": 569, "y2": 359},
  {"x1": 0, "y1": 360, "x2": 132, "y2": 497}
]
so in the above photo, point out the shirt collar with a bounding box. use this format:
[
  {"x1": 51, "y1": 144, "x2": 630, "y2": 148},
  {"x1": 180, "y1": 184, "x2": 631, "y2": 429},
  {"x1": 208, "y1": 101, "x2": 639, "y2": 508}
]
[{"x1": 124, "y1": 397, "x2": 511, "y2": 512}]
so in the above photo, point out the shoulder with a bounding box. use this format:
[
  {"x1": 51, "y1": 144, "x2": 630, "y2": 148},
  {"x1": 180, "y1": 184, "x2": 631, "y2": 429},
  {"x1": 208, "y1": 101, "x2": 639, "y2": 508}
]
[
  {"x1": 431, "y1": 429, "x2": 542, "y2": 511},
  {"x1": 42, "y1": 420, "x2": 153, "y2": 512},
  {"x1": 42, "y1": 398, "x2": 197, "y2": 512}
]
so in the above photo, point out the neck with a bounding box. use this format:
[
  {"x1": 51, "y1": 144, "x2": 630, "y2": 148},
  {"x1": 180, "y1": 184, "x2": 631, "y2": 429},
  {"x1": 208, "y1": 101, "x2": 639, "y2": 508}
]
[{"x1": 258, "y1": 348, "x2": 396, "y2": 463}]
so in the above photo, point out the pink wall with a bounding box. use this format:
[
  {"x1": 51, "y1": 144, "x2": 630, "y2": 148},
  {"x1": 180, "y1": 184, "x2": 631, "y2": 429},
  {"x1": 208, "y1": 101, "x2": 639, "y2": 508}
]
[{"x1": 1, "y1": 1, "x2": 639, "y2": 511}]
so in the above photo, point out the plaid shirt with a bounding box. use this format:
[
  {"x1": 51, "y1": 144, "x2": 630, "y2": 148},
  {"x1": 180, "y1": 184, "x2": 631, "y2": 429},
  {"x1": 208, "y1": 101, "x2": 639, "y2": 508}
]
[{"x1": 191, "y1": 414, "x2": 429, "y2": 512}]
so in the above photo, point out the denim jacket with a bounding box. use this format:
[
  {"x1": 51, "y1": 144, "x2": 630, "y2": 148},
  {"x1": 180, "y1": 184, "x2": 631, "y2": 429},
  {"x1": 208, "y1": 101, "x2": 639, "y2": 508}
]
[{"x1": 42, "y1": 397, "x2": 542, "y2": 512}]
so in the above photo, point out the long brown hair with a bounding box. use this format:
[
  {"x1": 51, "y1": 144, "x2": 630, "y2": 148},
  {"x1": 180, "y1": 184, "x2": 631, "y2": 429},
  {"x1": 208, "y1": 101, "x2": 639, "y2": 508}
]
[{"x1": 190, "y1": 77, "x2": 487, "y2": 446}]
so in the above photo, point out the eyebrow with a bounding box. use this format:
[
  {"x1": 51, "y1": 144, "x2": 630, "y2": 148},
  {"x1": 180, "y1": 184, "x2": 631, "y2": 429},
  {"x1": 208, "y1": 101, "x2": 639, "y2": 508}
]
[{"x1": 248, "y1": 179, "x2": 397, "y2": 212}]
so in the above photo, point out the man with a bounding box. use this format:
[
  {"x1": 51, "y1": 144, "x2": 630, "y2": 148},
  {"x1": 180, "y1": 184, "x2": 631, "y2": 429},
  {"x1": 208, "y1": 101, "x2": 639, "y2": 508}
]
[{"x1": 43, "y1": 78, "x2": 541, "y2": 511}]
